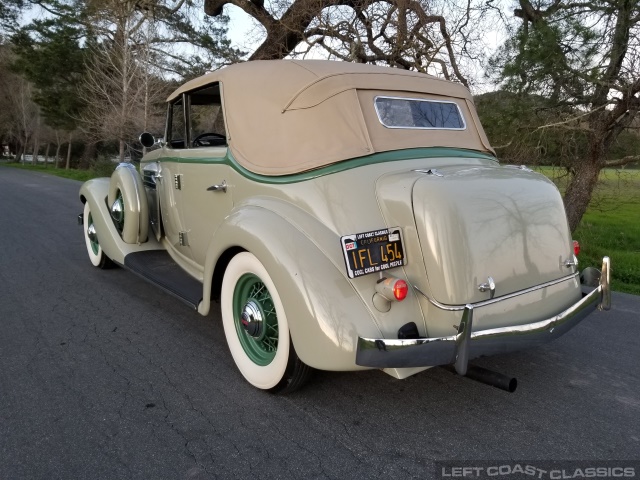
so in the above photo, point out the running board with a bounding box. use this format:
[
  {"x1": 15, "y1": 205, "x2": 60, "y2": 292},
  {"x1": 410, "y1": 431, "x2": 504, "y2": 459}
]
[{"x1": 123, "y1": 250, "x2": 202, "y2": 310}]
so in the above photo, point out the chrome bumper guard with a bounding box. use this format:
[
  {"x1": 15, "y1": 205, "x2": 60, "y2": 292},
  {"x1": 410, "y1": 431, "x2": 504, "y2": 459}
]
[{"x1": 356, "y1": 257, "x2": 611, "y2": 375}]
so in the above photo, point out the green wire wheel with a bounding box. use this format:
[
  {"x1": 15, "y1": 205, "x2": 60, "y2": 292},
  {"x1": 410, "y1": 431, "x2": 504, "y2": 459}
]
[
  {"x1": 232, "y1": 273, "x2": 279, "y2": 366},
  {"x1": 221, "y1": 252, "x2": 312, "y2": 393}
]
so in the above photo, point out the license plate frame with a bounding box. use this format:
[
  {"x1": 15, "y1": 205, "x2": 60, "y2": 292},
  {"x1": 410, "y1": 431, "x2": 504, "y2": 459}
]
[{"x1": 340, "y1": 227, "x2": 406, "y2": 279}]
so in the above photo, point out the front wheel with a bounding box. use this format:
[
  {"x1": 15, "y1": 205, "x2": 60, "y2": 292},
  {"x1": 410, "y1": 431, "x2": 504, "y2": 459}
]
[
  {"x1": 221, "y1": 252, "x2": 312, "y2": 393},
  {"x1": 83, "y1": 202, "x2": 114, "y2": 269}
]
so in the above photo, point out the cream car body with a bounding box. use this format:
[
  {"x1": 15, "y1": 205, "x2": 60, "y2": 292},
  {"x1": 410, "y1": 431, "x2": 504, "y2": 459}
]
[{"x1": 79, "y1": 60, "x2": 610, "y2": 392}]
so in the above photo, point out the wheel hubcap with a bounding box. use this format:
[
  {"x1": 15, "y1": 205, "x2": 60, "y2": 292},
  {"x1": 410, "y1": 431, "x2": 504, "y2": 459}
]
[
  {"x1": 87, "y1": 213, "x2": 99, "y2": 254},
  {"x1": 241, "y1": 300, "x2": 263, "y2": 338},
  {"x1": 233, "y1": 273, "x2": 279, "y2": 366},
  {"x1": 110, "y1": 192, "x2": 124, "y2": 232}
]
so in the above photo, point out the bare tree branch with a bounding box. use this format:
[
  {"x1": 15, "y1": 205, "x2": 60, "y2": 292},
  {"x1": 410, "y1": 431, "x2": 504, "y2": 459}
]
[{"x1": 604, "y1": 155, "x2": 640, "y2": 167}]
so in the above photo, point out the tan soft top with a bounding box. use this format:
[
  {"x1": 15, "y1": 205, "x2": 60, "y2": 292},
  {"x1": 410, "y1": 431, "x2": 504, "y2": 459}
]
[{"x1": 168, "y1": 60, "x2": 494, "y2": 176}]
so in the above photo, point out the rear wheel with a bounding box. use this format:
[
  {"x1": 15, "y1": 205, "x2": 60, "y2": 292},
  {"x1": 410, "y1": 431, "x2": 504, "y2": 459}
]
[
  {"x1": 83, "y1": 202, "x2": 114, "y2": 269},
  {"x1": 221, "y1": 252, "x2": 312, "y2": 393}
]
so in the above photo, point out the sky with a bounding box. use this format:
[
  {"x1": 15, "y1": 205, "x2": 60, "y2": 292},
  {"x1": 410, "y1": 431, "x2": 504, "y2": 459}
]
[{"x1": 224, "y1": 5, "x2": 262, "y2": 53}]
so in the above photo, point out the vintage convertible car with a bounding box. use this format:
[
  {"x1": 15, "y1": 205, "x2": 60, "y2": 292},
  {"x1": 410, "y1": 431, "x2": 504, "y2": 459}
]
[{"x1": 79, "y1": 60, "x2": 610, "y2": 393}]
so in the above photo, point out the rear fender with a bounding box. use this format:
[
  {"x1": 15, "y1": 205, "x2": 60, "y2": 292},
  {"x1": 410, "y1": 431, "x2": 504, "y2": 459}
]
[
  {"x1": 80, "y1": 178, "x2": 161, "y2": 265},
  {"x1": 201, "y1": 206, "x2": 380, "y2": 371}
]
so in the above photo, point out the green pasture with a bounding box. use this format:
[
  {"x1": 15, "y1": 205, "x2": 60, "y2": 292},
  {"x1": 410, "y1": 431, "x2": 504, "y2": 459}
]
[
  {"x1": 538, "y1": 167, "x2": 640, "y2": 295},
  {"x1": 3, "y1": 160, "x2": 639, "y2": 294}
]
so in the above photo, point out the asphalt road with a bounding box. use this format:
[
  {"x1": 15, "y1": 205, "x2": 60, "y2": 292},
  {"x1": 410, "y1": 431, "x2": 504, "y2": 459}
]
[{"x1": 1, "y1": 166, "x2": 639, "y2": 480}]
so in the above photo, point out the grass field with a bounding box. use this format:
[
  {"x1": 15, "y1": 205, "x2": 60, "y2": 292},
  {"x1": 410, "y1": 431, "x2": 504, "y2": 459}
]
[
  {"x1": 1, "y1": 162, "x2": 107, "y2": 182},
  {"x1": 538, "y1": 167, "x2": 640, "y2": 295},
  {"x1": 0, "y1": 157, "x2": 117, "y2": 182},
  {"x1": 3, "y1": 160, "x2": 639, "y2": 294}
]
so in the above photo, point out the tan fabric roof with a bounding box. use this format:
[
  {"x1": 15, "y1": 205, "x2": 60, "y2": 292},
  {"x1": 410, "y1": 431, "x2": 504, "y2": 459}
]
[{"x1": 167, "y1": 60, "x2": 494, "y2": 176}]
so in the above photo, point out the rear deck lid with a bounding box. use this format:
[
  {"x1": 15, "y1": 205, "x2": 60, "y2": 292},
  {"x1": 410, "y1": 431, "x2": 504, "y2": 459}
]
[{"x1": 411, "y1": 166, "x2": 574, "y2": 305}]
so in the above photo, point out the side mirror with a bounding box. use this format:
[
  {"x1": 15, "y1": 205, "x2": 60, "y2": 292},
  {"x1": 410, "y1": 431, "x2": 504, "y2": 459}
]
[{"x1": 139, "y1": 132, "x2": 156, "y2": 148}]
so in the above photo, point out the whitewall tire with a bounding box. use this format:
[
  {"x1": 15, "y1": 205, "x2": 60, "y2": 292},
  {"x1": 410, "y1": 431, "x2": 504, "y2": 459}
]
[
  {"x1": 221, "y1": 252, "x2": 311, "y2": 393},
  {"x1": 83, "y1": 202, "x2": 113, "y2": 269}
]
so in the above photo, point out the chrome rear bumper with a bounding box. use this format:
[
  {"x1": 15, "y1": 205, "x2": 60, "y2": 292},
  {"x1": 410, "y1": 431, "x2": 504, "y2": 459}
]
[{"x1": 355, "y1": 257, "x2": 610, "y2": 375}]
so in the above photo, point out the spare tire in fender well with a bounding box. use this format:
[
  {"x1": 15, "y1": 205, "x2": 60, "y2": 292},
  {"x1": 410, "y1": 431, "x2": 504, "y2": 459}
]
[{"x1": 108, "y1": 163, "x2": 149, "y2": 244}]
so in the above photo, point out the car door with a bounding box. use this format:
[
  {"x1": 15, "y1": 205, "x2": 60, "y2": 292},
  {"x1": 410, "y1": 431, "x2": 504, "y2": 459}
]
[
  {"x1": 157, "y1": 95, "x2": 191, "y2": 261},
  {"x1": 178, "y1": 82, "x2": 233, "y2": 269}
]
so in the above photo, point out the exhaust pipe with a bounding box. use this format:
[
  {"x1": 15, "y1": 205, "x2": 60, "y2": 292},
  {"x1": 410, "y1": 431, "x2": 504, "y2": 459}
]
[{"x1": 444, "y1": 364, "x2": 517, "y2": 393}]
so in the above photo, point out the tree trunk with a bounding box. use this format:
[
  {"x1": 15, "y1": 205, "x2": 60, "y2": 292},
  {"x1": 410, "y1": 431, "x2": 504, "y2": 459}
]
[
  {"x1": 15, "y1": 142, "x2": 24, "y2": 163},
  {"x1": 44, "y1": 143, "x2": 51, "y2": 168},
  {"x1": 250, "y1": 29, "x2": 309, "y2": 61},
  {"x1": 205, "y1": 0, "x2": 328, "y2": 61},
  {"x1": 23, "y1": 134, "x2": 29, "y2": 163},
  {"x1": 8, "y1": 140, "x2": 17, "y2": 158},
  {"x1": 80, "y1": 142, "x2": 96, "y2": 169},
  {"x1": 55, "y1": 131, "x2": 62, "y2": 168},
  {"x1": 119, "y1": 139, "x2": 126, "y2": 162},
  {"x1": 65, "y1": 133, "x2": 72, "y2": 169},
  {"x1": 32, "y1": 137, "x2": 40, "y2": 166},
  {"x1": 55, "y1": 141, "x2": 62, "y2": 168},
  {"x1": 250, "y1": 0, "x2": 326, "y2": 61},
  {"x1": 563, "y1": 154, "x2": 602, "y2": 233}
]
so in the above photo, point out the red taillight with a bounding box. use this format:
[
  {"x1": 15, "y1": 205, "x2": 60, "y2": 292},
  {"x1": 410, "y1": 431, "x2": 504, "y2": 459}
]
[
  {"x1": 573, "y1": 240, "x2": 580, "y2": 256},
  {"x1": 376, "y1": 277, "x2": 409, "y2": 302},
  {"x1": 393, "y1": 279, "x2": 408, "y2": 301}
]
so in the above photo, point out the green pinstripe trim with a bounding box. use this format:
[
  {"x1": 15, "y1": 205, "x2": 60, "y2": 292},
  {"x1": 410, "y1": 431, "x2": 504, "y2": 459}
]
[{"x1": 142, "y1": 147, "x2": 496, "y2": 184}]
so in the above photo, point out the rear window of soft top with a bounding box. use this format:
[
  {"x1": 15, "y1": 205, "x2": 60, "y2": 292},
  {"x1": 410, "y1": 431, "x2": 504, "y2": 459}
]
[{"x1": 374, "y1": 96, "x2": 466, "y2": 130}]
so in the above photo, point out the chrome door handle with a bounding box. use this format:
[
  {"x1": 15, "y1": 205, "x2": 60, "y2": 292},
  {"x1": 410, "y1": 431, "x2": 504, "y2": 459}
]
[{"x1": 207, "y1": 180, "x2": 227, "y2": 193}]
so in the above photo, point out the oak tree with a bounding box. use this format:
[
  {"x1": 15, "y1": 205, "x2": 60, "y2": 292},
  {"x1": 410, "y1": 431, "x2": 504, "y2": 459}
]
[
  {"x1": 490, "y1": 0, "x2": 640, "y2": 231},
  {"x1": 204, "y1": 0, "x2": 493, "y2": 85}
]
